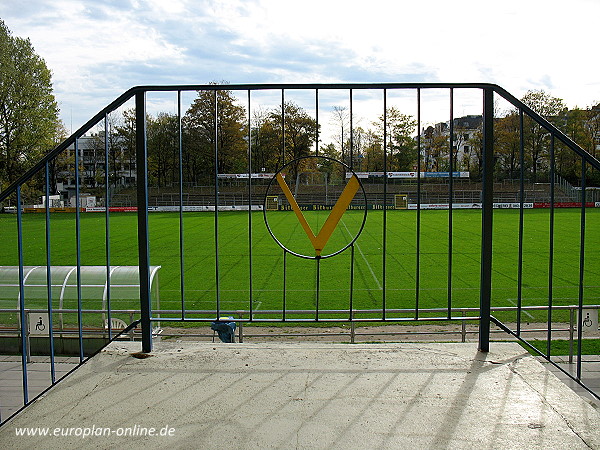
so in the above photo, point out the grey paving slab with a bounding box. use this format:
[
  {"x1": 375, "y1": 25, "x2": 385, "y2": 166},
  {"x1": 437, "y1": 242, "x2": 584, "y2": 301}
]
[
  {"x1": 0, "y1": 342, "x2": 599, "y2": 450},
  {"x1": 0, "y1": 356, "x2": 80, "y2": 422},
  {"x1": 539, "y1": 356, "x2": 600, "y2": 409}
]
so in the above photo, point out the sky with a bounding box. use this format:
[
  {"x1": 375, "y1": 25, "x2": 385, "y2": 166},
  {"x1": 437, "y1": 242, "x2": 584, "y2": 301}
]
[{"x1": 1, "y1": 0, "x2": 599, "y2": 135}]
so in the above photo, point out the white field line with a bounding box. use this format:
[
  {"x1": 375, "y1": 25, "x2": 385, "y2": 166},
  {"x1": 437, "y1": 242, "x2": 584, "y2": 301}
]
[
  {"x1": 340, "y1": 218, "x2": 382, "y2": 290},
  {"x1": 151, "y1": 287, "x2": 600, "y2": 293},
  {"x1": 506, "y1": 298, "x2": 535, "y2": 319}
]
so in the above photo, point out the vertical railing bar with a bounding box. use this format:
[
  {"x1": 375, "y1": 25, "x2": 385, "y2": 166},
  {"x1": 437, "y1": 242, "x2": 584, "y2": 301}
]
[
  {"x1": 382, "y1": 88, "x2": 387, "y2": 320},
  {"x1": 247, "y1": 89, "x2": 253, "y2": 320},
  {"x1": 415, "y1": 88, "x2": 421, "y2": 320},
  {"x1": 282, "y1": 250, "x2": 287, "y2": 321},
  {"x1": 478, "y1": 87, "x2": 494, "y2": 353},
  {"x1": 74, "y1": 138, "x2": 84, "y2": 362},
  {"x1": 214, "y1": 90, "x2": 220, "y2": 317},
  {"x1": 17, "y1": 186, "x2": 29, "y2": 405},
  {"x1": 350, "y1": 244, "x2": 355, "y2": 320},
  {"x1": 569, "y1": 307, "x2": 575, "y2": 364},
  {"x1": 281, "y1": 89, "x2": 285, "y2": 167},
  {"x1": 281, "y1": 89, "x2": 286, "y2": 322},
  {"x1": 577, "y1": 157, "x2": 586, "y2": 380},
  {"x1": 517, "y1": 109, "x2": 525, "y2": 336},
  {"x1": 44, "y1": 162, "x2": 56, "y2": 384},
  {"x1": 447, "y1": 88, "x2": 454, "y2": 319},
  {"x1": 104, "y1": 113, "x2": 112, "y2": 340},
  {"x1": 315, "y1": 258, "x2": 320, "y2": 321},
  {"x1": 315, "y1": 89, "x2": 319, "y2": 156},
  {"x1": 135, "y1": 91, "x2": 152, "y2": 353},
  {"x1": 547, "y1": 134, "x2": 556, "y2": 356},
  {"x1": 178, "y1": 90, "x2": 186, "y2": 319},
  {"x1": 349, "y1": 88, "x2": 353, "y2": 170}
]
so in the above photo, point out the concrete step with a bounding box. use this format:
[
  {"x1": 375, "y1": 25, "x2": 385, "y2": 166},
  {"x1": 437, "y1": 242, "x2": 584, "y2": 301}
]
[{"x1": 1, "y1": 341, "x2": 598, "y2": 449}]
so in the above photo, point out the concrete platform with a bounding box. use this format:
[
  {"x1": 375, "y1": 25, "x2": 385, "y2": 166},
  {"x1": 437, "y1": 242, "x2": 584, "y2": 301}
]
[{"x1": 1, "y1": 342, "x2": 599, "y2": 449}]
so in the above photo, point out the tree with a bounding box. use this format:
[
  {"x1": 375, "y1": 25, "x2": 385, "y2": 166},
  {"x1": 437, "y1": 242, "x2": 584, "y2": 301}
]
[
  {"x1": 374, "y1": 107, "x2": 417, "y2": 171},
  {"x1": 0, "y1": 20, "x2": 63, "y2": 192},
  {"x1": 521, "y1": 90, "x2": 567, "y2": 182},
  {"x1": 114, "y1": 108, "x2": 137, "y2": 183},
  {"x1": 183, "y1": 87, "x2": 247, "y2": 184},
  {"x1": 250, "y1": 106, "x2": 280, "y2": 173},
  {"x1": 362, "y1": 129, "x2": 383, "y2": 172},
  {"x1": 421, "y1": 125, "x2": 450, "y2": 172},
  {"x1": 86, "y1": 113, "x2": 126, "y2": 191},
  {"x1": 317, "y1": 142, "x2": 346, "y2": 184},
  {"x1": 256, "y1": 102, "x2": 318, "y2": 180},
  {"x1": 351, "y1": 126, "x2": 366, "y2": 171},
  {"x1": 148, "y1": 112, "x2": 179, "y2": 188},
  {"x1": 248, "y1": 102, "x2": 318, "y2": 187},
  {"x1": 587, "y1": 104, "x2": 600, "y2": 160},
  {"x1": 583, "y1": 104, "x2": 600, "y2": 185},
  {"x1": 495, "y1": 112, "x2": 521, "y2": 179},
  {"x1": 330, "y1": 106, "x2": 350, "y2": 165}
]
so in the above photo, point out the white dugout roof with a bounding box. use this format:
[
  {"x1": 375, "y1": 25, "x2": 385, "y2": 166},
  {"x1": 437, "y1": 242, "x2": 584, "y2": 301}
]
[{"x1": 0, "y1": 266, "x2": 161, "y2": 310}]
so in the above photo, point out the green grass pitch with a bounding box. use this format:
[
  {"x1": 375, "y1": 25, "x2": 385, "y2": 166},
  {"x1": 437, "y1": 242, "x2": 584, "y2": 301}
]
[{"x1": 0, "y1": 208, "x2": 598, "y2": 325}]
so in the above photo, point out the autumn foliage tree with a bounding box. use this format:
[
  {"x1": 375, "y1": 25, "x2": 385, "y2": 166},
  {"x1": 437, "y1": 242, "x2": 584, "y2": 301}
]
[
  {"x1": 183, "y1": 88, "x2": 247, "y2": 184},
  {"x1": 0, "y1": 20, "x2": 63, "y2": 194}
]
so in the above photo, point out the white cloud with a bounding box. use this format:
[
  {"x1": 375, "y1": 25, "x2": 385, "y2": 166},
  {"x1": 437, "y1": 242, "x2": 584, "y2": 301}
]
[{"x1": 1, "y1": 0, "x2": 598, "y2": 129}]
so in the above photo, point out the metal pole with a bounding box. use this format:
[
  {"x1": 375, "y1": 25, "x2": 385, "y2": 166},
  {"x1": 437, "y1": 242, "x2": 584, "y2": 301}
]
[
  {"x1": 136, "y1": 91, "x2": 152, "y2": 353},
  {"x1": 75, "y1": 138, "x2": 84, "y2": 362},
  {"x1": 349, "y1": 89, "x2": 353, "y2": 170},
  {"x1": 382, "y1": 89, "x2": 387, "y2": 320},
  {"x1": 104, "y1": 114, "x2": 113, "y2": 339},
  {"x1": 315, "y1": 257, "x2": 320, "y2": 321},
  {"x1": 214, "y1": 90, "x2": 220, "y2": 317},
  {"x1": 576, "y1": 158, "x2": 586, "y2": 380},
  {"x1": 569, "y1": 306, "x2": 574, "y2": 364},
  {"x1": 349, "y1": 244, "x2": 355, "y2": 320},
  {"x1": 178, "y1": 91, "x2": 186, "y2": 319},
  {"x1": 447, "y1": 88, "x2": 454, "y2": 319},
  {"x1": 17, "y1": 186, "x2": 29, "y2": 404},
  {"x1": 415, "y1": 88, "x2": 421, "y2": 320},
  {"x1": 478, "y1": 87, "x2": 494, "y2": 352},
  {"x1": 45, "y1": 162, "x2": 56, "y2": 383},
  {"x1": 547, "y1": 135, "x2": 555, "y2": 356},
  {"x1": 282, "y1": 250, "x2": 287, "y2": 321},
  {"x1": 247, "y1": 90, "x2": 253, "y2": 320},
  {"x1": 351, "y1": 310, "x2": 356, "y2": 344},
  {"x1": 315, "y1": 89, "x2": 319, "y2": 156},
  {"x1": 517, "y1": 110, "x2": 525, "y2": 336}
]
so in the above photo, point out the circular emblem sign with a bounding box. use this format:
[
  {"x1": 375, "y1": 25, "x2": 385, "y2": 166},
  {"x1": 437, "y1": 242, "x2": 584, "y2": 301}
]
[{"x1": 263, "y1": 156, "x2": 367, "y2": 259}]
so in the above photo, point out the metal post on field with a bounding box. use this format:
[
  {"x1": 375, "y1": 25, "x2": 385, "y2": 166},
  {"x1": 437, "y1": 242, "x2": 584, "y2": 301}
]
[
  {"x1": 136, "y1": 91, "x2": 153, "y2": 353},
  {"x1": 238, "y1": 311, "x2": 244, "y2": 343},
  {"x1": 478, "y1": 87, "x2": 494, "y2": 352},
  {"x1": 569, "y1": 306, "x2": 575, "y2": 364}
]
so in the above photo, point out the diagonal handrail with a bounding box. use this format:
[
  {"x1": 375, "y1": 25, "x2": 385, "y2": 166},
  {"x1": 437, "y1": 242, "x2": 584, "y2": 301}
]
[
  {"x1": 492, "y1": 85, "x2": 600, "y2": 171},
  {"x1": 0, "y1": 87, "x2": 137, "y2": 203}
]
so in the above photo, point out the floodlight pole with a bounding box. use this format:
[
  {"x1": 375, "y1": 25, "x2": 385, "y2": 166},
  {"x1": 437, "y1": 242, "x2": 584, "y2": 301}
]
[
  {"x1": 479, "y1": 88, "x2": 494, "y2": 352},
  {"x1": 136, "y1": 91, "x2": 153, "y2": 353}
]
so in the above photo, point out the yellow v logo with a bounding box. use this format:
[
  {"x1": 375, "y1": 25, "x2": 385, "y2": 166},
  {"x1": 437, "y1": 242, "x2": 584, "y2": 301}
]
[{"x1": 276, "y1": 173, "x2": 361, "y2": 256}]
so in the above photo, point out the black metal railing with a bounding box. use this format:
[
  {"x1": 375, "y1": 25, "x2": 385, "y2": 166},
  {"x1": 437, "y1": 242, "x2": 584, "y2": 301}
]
[{"x1": 1, "y1": 83, "x2": 599, "y2": 423}]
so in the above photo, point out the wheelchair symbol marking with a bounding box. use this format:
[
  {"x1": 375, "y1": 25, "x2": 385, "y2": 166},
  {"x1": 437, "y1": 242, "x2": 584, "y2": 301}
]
[
  {"x1": 583, "y1": 313, "x2": 593, "y2": 328},
  {"x1": 35, "y1": 317, "x2": 45, "y2": 332}
]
